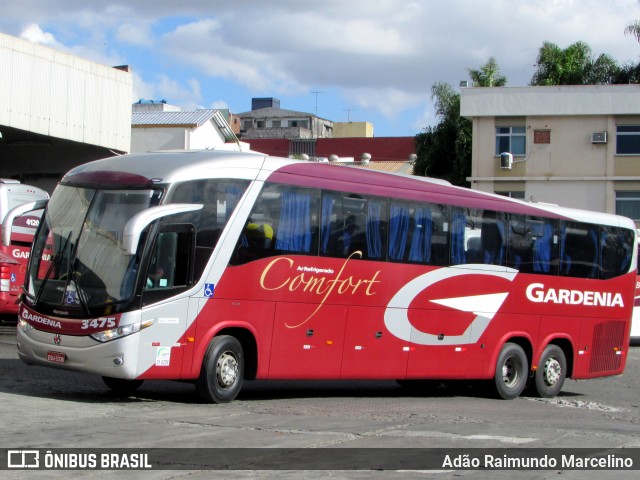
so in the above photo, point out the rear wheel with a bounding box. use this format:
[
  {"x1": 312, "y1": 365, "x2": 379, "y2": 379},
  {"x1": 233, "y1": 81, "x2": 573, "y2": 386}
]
[
  {"x1": 534, "y1": 344, "x2": 566, "y2": 398},
  {"x1": 494, "y1": 343, "x2": 528, "y2": 400},
  {"x1": 196, "y1": 335, "x2": 244, "y2": 403},
  {"x1": 102, "y1": 377, "x2": 143, "y2": 396}
]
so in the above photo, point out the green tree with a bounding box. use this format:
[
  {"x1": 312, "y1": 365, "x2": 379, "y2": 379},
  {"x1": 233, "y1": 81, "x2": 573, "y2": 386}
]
[
  {"x1": 531, "y1": 41, "x2": 619, "y2": 85},
  {"x1": 413, "y1": 82, "x2": 471, "y2": 187},
  {"x1": 468, "y1": 57, "x2": 507, "y2": 87}
]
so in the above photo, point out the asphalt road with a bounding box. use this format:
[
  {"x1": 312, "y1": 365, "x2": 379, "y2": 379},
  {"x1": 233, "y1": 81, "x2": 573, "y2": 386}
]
[{"x1": 0, "y1": 326, "x2": 638, "y2": 480}]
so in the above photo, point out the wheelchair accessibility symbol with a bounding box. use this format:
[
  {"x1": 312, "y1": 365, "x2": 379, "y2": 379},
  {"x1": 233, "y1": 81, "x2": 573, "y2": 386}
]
[
  {"x1": 204, "y1": 283, "x2": 215, "y2": 298},
  {"x1": 10, "y1": 273, "x2": 16, "y2": 282}
]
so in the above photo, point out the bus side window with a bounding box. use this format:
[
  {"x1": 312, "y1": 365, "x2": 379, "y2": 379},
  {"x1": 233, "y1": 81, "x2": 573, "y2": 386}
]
[
  {"x1": 170, "y1": 178, "x2": 250, "y2": 276},
  {"x1": 560, "y1": 222, "x2": 599, "y2": 278},
  {"x1": 450, "y1": 208, "x2": 467, "y2": 265},
  {"x1": 507, "y1": 215, "x2": 534, "y2": 272},
  {"x1": 273, "y1": 189, "x2": 317, "y2": 254},
  {"x1": 320, "y1": 192, "x2": 386, "y2": 261},
  {"x1": 600, "y1": 226, "x2": 633, "y2": 279},
  {"x1": 232, "y1": 183, "x2": 319, "y2": 264},
  {"x1": 143, "y1": 226, "x2": 194, "y2": 303},
  {"x1": 480, "y1": 211, "x2": 506, "y2": 266}
]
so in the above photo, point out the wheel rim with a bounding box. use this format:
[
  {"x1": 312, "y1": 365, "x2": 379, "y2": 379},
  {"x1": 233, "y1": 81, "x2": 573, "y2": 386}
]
[
  {"x1": 543, "y1": 357, "x2": 562, "y2": 386},
  {"x1": 502, "y1": 355, "x2": 522, "y2": 388},
  {"x1": 216, "y1": 351, "x2": 238, "y2": 388}
]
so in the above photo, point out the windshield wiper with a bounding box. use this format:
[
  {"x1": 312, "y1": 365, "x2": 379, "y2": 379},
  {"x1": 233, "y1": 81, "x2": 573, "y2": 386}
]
[{"x1": 34, "y1": 231, "x2": 73, "y2": 305}]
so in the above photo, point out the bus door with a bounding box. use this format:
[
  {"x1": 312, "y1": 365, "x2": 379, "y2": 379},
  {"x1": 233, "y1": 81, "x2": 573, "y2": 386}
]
[{"x1": 138, "y1": 225, "x2": 196, "y2": 379}]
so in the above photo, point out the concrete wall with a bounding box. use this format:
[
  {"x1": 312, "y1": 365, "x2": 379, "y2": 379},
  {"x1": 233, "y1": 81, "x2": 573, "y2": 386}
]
[{"x1": 333, "y1": 122, "x2": 374, "y2": 138}]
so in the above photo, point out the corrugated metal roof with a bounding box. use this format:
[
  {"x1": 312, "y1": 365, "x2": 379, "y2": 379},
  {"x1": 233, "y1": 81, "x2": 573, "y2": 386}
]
[{"x1": 131, "y1": 109, "x2": 218, "y2": 127}]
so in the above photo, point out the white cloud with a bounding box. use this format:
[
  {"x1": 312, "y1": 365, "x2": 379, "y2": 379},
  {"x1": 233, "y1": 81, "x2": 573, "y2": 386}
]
[{"x1": 19, "y1": 23, "x2": 64, "y2": 49}]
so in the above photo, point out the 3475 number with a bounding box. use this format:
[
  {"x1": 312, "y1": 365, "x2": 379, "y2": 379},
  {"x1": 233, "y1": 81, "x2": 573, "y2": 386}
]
[{"x1": 81, "y1": 318, "x2": 116, "y2": 330}]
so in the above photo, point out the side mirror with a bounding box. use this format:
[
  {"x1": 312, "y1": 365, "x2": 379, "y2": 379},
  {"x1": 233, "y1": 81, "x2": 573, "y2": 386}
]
[
  {"x1": 2, "y1": 199, "x2": 49, "y2": 247},
  {"x1": 122, "y1": 203, "x2": 203, "y2": 254}
]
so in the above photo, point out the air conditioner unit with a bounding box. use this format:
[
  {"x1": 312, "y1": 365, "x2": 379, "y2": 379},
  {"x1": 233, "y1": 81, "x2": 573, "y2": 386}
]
[
  {"x1": 500, "y1": 152, "x2": 513, "y2": 170},
  {"x1": 591, "y1": 132, "x2": 607, "y2": 144}
]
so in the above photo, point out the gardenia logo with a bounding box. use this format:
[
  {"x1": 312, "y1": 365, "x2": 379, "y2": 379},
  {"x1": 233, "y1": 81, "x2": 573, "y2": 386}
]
[
  {"x1": 21, "y1": 309, "x2": 63, "y2": 329},
  {"x1": 526, "y1": 283, "x2": 624, "y2": 307}
]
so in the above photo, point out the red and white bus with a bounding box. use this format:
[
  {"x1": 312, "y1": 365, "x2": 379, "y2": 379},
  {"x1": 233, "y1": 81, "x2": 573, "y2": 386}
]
[
  {"x1": 0, "y1": 179, "x2": 49, "y2": 318},
  {"x1": 631, "y1": 241, "x2": 640, "y2": 345},
  {"x1": 3, "y1": 150, "x2": 636, "y2": 401}
]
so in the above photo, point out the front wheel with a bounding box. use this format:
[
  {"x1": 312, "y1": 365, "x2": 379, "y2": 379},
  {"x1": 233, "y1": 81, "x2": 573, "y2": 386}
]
[
  {"x1": 534, "y1": 344, "x2": 567, "y2": 398},
  {"x1": 494, "y1": 342, "x2": 528, "y2": 400},
  {"x1": 196, "y1": 335, "x2": 244, "y2": 404}
]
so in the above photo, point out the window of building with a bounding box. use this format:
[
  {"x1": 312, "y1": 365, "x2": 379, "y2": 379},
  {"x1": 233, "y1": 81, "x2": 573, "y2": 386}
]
[
  {"x1": 496, "y1": 191, "x2": 526, "y2": 200},
  {"x1": 616, "y1": 191, "x2": 640, "y2": 221},
  {"x1": 290, "y1": 120, "x2": 309, "y2": 129},
  {"x1": 271, "y1": 120, "x2": 281, "y2": 128},
  {"x1": 495, "y1": 126, "x2": 526, "y2": 156},
  {"x1": 256, "y1": 121, "x2": 265, "y2": 129},
  {"x1": 616, "y1": 125, "x2": 640, "y2": 154}
]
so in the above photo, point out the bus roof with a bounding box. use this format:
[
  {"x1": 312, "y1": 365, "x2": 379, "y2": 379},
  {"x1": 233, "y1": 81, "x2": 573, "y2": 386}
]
[{"x1": 63, "y1": 150, "x2": 634, "y2": 230}]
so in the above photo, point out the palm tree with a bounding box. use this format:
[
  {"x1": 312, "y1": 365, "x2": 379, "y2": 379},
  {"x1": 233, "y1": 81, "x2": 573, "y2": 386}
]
[
  {"x1": 468, "y1": 57, "x2": 507, "y2": 87},
  {"x1": 625, "y1": 20, "x2": 640, "y2": 43},
  {"x1": 531, "y1": 41, "x2": 618, "y2": 85}
]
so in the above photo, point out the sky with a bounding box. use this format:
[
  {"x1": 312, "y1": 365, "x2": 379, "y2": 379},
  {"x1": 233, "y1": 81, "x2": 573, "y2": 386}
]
[{"x1": 1, "y1": 0, "x2": 640, "y2": 137}]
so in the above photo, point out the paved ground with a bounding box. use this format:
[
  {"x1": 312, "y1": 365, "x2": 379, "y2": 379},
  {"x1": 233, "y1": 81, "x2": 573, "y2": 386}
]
[{"x1": 0, "y1": 326, "x2": 638, "y2": 479}]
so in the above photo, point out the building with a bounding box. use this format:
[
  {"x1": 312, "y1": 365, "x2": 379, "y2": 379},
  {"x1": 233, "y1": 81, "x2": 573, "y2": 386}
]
[
  {"x1": 237, "y1": 98, "x2": 333, "y2": 140},
  {"x1": 0, "y1": 33, "x2": 132, "y2": 192},
  {"x1": 333, "y1": 122, "x2": 374, "y2": 138},
  {"x1": 131, "y1": 100, "x2": 245, "y2": 152},
  {"x1": 460, "y1": 85, "x2": 640, "y2": 221}
]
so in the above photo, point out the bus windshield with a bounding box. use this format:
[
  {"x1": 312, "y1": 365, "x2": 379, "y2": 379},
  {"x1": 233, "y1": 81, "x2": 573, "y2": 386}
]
[{"x1": 26, "y1": 185, "x2": 162, "y2": 313}]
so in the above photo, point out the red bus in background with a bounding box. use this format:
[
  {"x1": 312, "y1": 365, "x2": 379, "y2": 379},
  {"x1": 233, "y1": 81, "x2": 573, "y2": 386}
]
[
  {"x1": 3, "y1": 151, "x2": 637, "y2": 402},
  {"x1": 0, "y1": 180, "x2": 49, "y2": 318}
]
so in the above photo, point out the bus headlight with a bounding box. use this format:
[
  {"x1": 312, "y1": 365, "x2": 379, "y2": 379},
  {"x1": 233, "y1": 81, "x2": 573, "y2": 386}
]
[
  {"x1": 90, "y1": 319, "x2": 154, "y2": 343},
  {"x1": 18, "y1": 318, "x2": 33, "y2": 333}
]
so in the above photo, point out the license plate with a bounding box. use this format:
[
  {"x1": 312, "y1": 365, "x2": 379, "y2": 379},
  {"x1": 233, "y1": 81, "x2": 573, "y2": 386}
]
[{"x1": 47, "y1": 351, "x2": 66, "y2": 363}]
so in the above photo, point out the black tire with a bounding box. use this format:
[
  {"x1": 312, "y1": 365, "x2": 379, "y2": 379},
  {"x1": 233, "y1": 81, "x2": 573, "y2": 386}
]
[
  {"x1": 102, "y1": 376, "x2": 143, "y2": 396},
  {"x1": 494, "y1": 342, "x2": 528, "y2": 400},
  {"x1": 196, "y1": 335, "x2": 244, "y2": 404},
  {"x1": 534, "y1": 344, "x2": 567, "y2": 398}
]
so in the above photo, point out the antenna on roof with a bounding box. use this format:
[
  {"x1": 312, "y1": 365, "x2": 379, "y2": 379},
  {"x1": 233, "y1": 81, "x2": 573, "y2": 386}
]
[
  {"x1": 343, "y1": 109, "x2": 356, "y2": 122},
  {"x1": 311, "y1": 91, "x2": 323, "y2": 115}
]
